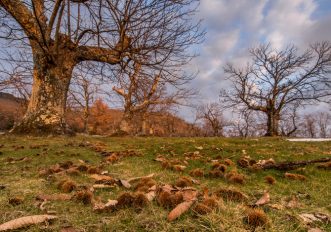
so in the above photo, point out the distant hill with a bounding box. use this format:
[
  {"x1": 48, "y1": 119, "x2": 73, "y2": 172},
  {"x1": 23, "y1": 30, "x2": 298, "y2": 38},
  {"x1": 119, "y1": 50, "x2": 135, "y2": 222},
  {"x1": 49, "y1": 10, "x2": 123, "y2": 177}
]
[
  {"x1": 0, "y1": 92, "x2": 26, "y2": 130},
  {"x1": 0, "y1": 93, "x2": 200, "y2": 136}
]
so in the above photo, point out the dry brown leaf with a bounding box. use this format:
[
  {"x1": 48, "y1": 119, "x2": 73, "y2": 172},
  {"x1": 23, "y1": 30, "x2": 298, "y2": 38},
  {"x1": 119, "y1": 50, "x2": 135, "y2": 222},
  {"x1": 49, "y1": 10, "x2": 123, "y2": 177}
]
[
  {"x1": 190, "y1": 178, "x2": 200, "y2": 185},
  {"x1": 90, "y1": 174, "x2": 114, "y2": 181},
  {"x1": 36, "y1": 194, "x2": 72, "y2": 201},
  {"x1": 145, "y1": 192, "x2": 156, "y2": 202},
  {"x1": 154, "y1": 156, "x2": 167, "y2": 162},
  {"x1": 105, "y1": 200, "x2": 119, "y2": 207},
  {"x1": 161, "y1": 184, "x2": 176, "y2": 192},
  {"x1": 255, "y1": 191, "x2": 270, "y2": 206},
  {"x1": 286, "y1": 196, "x2": 300, "y2": 209},
  {"x1": 308, "y1": 228, "x2": 324, "y2": 232},
  {"x1": 167, "y1": 200, "x2": 196, "y2": 222},
  {"x1": 299, "y1": 213, "x2": 330, "y2": 224},
  {"x1": 0, "y1": 215, "x2": 57, "y2": 231},
  {"x1": 92, "y1": 184, "x2": 115, "y2": 189},
  {"x1": 269, "y1": 204, "x2": 284, "y2": 210},
  {"x1": 145, "y1": 185, "x2": 157, "y2": 201},
  {"x1": 119, "y1": 179, "x2": 131, "y2": 189},
  {"x1": 93, "y1": 199, "x2": 118, "y2": 212},
  {"x1": 182, "y1": 189, "x2": 198, "y2": 202},
  {"x1": 172, "y1": 165, "x2": 186, "y2": 172}
]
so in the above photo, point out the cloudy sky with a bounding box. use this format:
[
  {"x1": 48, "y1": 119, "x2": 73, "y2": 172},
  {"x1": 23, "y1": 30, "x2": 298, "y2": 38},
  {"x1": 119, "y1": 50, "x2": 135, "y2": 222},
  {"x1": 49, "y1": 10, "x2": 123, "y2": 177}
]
[{"x1": 179, "y1": 0, "x2": 331, "y2": 121}]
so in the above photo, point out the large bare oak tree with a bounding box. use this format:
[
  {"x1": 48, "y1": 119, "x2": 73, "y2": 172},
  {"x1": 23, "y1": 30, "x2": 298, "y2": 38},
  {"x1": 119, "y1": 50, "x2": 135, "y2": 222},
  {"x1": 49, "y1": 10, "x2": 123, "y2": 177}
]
[
  {"x1": 221, "y1": 42, "x2": 331, "y2": 136},
  {"x1": 0, "y1": 0, "x2": 202, "y2": 134}
]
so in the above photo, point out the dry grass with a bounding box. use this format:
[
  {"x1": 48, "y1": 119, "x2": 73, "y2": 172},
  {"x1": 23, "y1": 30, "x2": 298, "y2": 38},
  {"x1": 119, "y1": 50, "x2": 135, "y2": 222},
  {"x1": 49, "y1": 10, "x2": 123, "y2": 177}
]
[
  {"x1": 215, "y1": 188, "x2": 248, "y2": 202},
  {"x1": 0, "y1": 136, "x2": 330, "y2": 231}
]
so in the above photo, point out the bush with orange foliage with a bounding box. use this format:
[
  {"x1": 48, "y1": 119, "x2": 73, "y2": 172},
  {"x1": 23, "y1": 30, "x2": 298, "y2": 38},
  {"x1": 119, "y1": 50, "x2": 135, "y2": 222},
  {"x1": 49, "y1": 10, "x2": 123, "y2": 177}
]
[{"x1": 66, "y1": 99, "x2": 122, "y2": 135}]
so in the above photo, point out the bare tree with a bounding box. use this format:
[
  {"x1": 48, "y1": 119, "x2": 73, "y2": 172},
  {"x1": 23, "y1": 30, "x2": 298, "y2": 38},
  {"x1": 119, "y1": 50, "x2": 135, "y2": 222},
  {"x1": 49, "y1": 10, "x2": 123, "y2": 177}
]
[
  {"x1": 279, "y1": 104, "x2": 299, "y2": 137},
  {"x1": 0, "y1": 0, "x2": 203, "y2": 134},
  {"x1": 68, "y1": 64, "x2": 101, "y2": 134},
  {"x1": 231, "y1": 109, "x2": 257, "y2": 138},
  {"x1": 111, "y1": 62, "x2": 195, "y2": 135},
  {"x1": 316, "y1": 112, "x2": 331, "y2": 138},
  {"x1": 302, "y1": 114, "x2": 317, "y2": 138},
  {"x1": 0, "y1": 50, "x2": 32, "y2": 101},
  {"x1": 196, "y1": 103, "x2": 226, "y2": 137},
  {"x1": 222, "y1": 43, "x2": 331, "y2": 136}
]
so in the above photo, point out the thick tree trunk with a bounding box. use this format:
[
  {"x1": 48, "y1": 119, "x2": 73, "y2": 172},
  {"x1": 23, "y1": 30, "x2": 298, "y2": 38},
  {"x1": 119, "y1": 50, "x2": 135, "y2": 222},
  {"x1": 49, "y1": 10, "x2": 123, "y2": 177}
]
[
  {"x1": 119, "y1": 112, "x2": 133, "y2": 135},
  {"x1": 11, "y1": 59, "x2": 74, "y2": 135},
  {"x1": 265, "y1": 111, "x2": 279, "y2": 136}
]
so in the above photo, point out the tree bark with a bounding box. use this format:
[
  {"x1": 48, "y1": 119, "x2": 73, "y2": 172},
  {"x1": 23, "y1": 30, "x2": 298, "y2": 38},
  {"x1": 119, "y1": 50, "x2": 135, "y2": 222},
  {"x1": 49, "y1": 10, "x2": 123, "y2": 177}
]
[
  {"x1": 266, "y1": 111, "x2": 279, "y2": 136},
  {"x1": 83, "y1": 107, "x2": 89, "y2": 134},
  {"x1": 141, "y1": 113, "x2": 148, "y2": 135},
  {"x1": 118, "y1": 112, "x2": 133, "y2": 135},
  {"x1": 11, "y1": 52, "x2": 75, "y2": 135}
]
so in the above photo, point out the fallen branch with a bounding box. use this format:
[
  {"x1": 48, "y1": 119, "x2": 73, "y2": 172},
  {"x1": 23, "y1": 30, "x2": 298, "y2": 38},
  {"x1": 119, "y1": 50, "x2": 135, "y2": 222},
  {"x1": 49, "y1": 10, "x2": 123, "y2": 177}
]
[
  {"x1": 127, "y1": 173, "x2": 155, "y2": 183},
  {"x1": 260, "y1": 158, "x2": 331, "y2": 171}
]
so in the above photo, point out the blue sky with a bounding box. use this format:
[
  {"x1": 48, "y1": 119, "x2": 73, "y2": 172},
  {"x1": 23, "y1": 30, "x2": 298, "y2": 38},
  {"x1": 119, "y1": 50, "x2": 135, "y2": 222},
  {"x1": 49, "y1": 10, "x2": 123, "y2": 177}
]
[{"x1": 178, "y1": 0, "x2": 331, "y2": 121}]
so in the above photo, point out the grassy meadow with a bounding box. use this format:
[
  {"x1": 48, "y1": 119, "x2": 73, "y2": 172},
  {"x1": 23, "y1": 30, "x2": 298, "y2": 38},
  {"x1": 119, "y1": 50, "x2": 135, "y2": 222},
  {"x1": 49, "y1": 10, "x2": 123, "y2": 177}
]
[{"x1": 0, "y1": 135, "x2": 330, "y2": 232}]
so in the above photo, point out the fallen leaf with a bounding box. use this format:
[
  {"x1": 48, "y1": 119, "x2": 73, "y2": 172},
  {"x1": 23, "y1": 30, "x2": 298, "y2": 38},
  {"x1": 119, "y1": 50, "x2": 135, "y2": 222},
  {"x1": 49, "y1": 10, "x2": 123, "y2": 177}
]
[
  {"x1": 0, "y1": 215, "x2": 57, "y2": 231},
  {"x1": 119, "y1": 179, "x2": 131, "y2": 189},
  {"x1": 90, "y1": 174, "x2": 114, "y2": 182},
  {"x1": 190, "y1": 178, "x2": 200, "y2": 185},
  {"x1": 38, "y1": 200, "x2": 49, "y2": 211},
  {"x1": 161, "y1": 184, "x2": 176, "y2": 193},
  {"x1": 154, "y1": 156, "x2": 167, "y2": 162},
  {"x1": 167, "y1": 200, "x2": 196, "y2": 222},
  {"x1": 181, "y1": 189, "x2": 198, "y2": 202},
  {"x1": 92, "y1": 184, "x2": 115, "y2": 189},
  {"x1": 172, "y1": 165, "x2": 187, "y2": 172},
  {"x1": 93, "y1": 200, "x2": 118, "y2": 212},
  {"x1": 269, "y1": 204, "x2": 284, "y2": 210},
  {"x1": 299, "y1": 213, "x2": 330, "y2": 224},
  {"x1": 308, "y1": 228, "x2": 324, "y2": 232},
  {"x1": 255, "y1": 191, "x2": 270, "y2": 206},
  {"x1": 146, "y1": 192, "x2": 156, "y2": 202},
  {"x1": 36, "y1": 194, "x2": 72, "y2": 201},
  {"x1": 105, "y1": 200, "x2": 118, "y2": 207},
  {"x1": 286, "y1": 196, "x2": 300, "y2": 209}
]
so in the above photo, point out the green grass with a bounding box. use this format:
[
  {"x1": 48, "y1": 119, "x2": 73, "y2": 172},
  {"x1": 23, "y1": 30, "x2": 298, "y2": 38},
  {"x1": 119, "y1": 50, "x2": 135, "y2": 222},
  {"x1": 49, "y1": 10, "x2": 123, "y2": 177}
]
[{"x1": 0, "y1": 136, "x2": 330, "y2": 231}]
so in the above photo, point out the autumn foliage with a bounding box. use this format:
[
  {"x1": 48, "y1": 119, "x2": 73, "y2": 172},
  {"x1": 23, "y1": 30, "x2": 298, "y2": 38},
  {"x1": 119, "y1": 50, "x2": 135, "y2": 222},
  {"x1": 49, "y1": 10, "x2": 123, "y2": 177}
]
[{"x1": 65, "y1": 98, "x2": 198, "y2": 136}]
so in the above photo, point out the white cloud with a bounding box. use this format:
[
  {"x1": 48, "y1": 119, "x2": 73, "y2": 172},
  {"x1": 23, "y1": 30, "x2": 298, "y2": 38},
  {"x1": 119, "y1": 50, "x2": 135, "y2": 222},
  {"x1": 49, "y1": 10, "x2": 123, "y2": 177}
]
[
  {"x1": 183, "y1": 0, "x2": 331, "y2": 121},
  {"x1": 264, "y1": 0, "x2": 317, "y2": 48}
]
